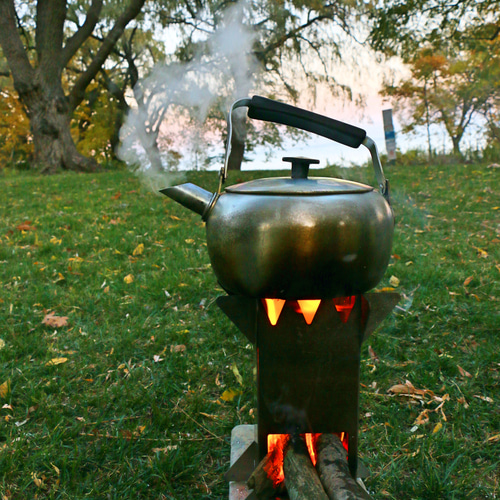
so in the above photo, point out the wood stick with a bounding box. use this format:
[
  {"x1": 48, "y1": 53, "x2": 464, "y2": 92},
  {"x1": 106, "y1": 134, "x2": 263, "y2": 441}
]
[
  {"x1": 247, "y1": 453, "x2": 286, "y2": 499},
  {"x1": 247, "y1": 453, "x2": 276, "y2": 499},
  {"x1": 316, "y1": 434, "x2": 373, "y2": 500},
  {"x1": 284, "y1": 436, "x2": 329, "y2": 500}
]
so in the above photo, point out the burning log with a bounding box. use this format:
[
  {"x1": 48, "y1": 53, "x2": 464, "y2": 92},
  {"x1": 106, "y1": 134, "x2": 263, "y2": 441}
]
[
  {"x1": 316, "y1": 434, "x2": 373, "y2": 500},
  {"x1": 247, "y1": 452, "x2": 286, "y2": 499},
  {"x1": 284, "y1": 436, "x2": 330, "y2": 500}
]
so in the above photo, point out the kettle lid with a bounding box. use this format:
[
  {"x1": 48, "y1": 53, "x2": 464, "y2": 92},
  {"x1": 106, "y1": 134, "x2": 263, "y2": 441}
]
[{"x1": 225, "y1": 156, "x2": 373, "y2": 196}]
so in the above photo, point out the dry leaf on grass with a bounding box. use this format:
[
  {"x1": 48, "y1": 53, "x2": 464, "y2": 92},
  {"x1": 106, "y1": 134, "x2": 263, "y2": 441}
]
[
  {"x1": 389, "y1": 275, "x2": 400, "y2": 287},
  {"x1": 0, "y1": 380, "x2": 10, "y2": 398},
  {"x1": 132, "y1": 243, "x2": 144, "y2": 256},
  {"x1": 46, "y1": 357, "x2": 68, "y2": 366},
  {"x1": 474, "y1": 395, "x2": 493, "y2": 403},
  {"x1": 220, "y1": 388, "x2": 241, "y2": 402},
  {"x1": 458, "y1": 365, "x2": 473, "y2": 378},
  {"x1": 368, "y1": 345, "x2": 379, "y2": 363},
  {"x1": 388, "y1": 380, "x2": 434, "y2": 398},
  {"x1": 17, "y1": 221, "x2": 36, "y2": 231},
  {"x1": 432, "y1": 422, "x2": 443, "y2": 434},
  {"x1": 463, "y1": 276, "x2": 474, "y2": 287},
  {"x1": 170, "y1": 344, "x2": 186, "y2": 353},
  {"x1": 123, "y1": 274, "x2": 134, "y2": 284},
  {"x1": 231, "y1": 363, "x2": 243, "y2": 385},
  {"x1": 42, "y1": 312, "x2": 69, "y2": 328},
  {"x1": 413, "y1": 409, "x2": 430, "y2": 426}
]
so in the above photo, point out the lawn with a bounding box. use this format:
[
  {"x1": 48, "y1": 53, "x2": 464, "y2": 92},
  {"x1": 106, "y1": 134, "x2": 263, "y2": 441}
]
[{"x1": 0, "y1": 161, "x2": 498, "y2": 499}]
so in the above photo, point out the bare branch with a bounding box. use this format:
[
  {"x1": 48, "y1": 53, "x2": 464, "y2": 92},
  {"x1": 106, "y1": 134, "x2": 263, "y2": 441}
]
[
  {"x1": 61, "y1": 0, "x2": 103, "y2": 68},
  {"x1": 68, "y1": 0, "x2": 146, "y2": 112}
]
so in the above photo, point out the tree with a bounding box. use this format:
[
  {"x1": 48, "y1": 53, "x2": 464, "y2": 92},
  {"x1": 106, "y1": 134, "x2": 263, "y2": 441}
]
[
  {"x1": 368, "y1": 0, "x2": 499, "y2": 59},
  {"x1": 0, "y1": 0, "x2": 147, "y2": 173},
  {"x1": 371, "y1": 0, "x2": 499, "y2": 157},
  {"x1": 382, "y1": 47, "x2": 499, "y2": 156},
  {"x1": 118, "y1": 0, "x2": 366, "y2": 172}
]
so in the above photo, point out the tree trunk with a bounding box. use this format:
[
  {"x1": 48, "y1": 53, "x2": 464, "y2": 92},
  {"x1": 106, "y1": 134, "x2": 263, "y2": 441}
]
[
  {"x1": 451, "y1": 135, "x2": 462, "y2": 157},
  {"x1": 26, "y1": 82, "x2": 99, "y2": 173}
]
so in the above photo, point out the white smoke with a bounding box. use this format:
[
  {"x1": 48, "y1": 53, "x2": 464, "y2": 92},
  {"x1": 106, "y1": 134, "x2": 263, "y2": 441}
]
[{"x1": 118, "y1": 0, "x2": 259, "y2": 188}]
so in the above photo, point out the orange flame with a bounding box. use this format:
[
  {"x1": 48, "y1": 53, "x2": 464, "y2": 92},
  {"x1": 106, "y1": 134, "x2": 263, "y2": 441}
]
[
  {"x1": 332, "y1": 296, "x2": 356, "y2": 323},
  {"x1": 266, "y1": 432, "x2": 349, "y2": 487},
  {"x1": 262, "y1": 299, "x2": 286, "y2": 326},
  {"x1": 296, "y1": 300, "x2": 321, "y2": 325},
  {"x1": 266, "y1": 434, "x2": 290, "y2": 486}
]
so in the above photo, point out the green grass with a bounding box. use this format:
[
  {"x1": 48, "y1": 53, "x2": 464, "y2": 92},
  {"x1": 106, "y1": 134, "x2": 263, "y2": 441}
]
[{"x1": 0, "y1": 162, "x2": 498, "y2": 499}]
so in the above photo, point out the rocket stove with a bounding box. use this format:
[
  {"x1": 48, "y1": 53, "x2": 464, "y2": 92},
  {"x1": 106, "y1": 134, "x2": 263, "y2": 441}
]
[
  {"x1": 161, "y1": 95, "x2": 399, "y2": 498},
  {"x1": 220, "y1": 293, "x2": 399, "y2": 499}
]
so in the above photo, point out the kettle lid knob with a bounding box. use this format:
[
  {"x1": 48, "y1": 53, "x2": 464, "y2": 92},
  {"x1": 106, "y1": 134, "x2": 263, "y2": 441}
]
[{"x1": 283, "y1": 156, "x2": 320, "y2": 179}]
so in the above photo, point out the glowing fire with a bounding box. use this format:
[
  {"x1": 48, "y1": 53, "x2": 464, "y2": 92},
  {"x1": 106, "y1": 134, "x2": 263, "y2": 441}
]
[
  {"x1": 263, "y1": 297, "x2": 357, "y2": 326},
  {"x1": 262, "y1": 298, "x2": 286, "y2": 326},
  {"x1": 332, "y1": 296, "x2": 356, "y2": 323},
  {"x1": 266, "y1": 433, "x2": 349, "y2": 487},
  {"x1": 296, "y1": 299, "x2": 321, "y2": 325}
]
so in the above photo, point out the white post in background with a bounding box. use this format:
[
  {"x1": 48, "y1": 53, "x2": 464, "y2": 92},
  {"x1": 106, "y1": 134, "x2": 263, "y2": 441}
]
[{"x1": 382, "y1": 109, "x2": 396, "y2": 162}]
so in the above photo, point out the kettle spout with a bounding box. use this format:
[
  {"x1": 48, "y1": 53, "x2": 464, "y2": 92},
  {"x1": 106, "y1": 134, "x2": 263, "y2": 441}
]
[{"x1": 160, "y1": 183, "x2": 214, "y2": 217}]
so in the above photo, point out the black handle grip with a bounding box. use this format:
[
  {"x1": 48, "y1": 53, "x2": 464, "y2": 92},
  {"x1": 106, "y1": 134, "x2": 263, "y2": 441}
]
[{"x1": 247, "y1": 95, "x2": 367, "y2": 149}]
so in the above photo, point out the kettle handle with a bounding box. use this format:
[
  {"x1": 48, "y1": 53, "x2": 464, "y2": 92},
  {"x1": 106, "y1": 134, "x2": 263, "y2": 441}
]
[{"x1": 223, "y1": 96, "x2": 389, "y2": 201}]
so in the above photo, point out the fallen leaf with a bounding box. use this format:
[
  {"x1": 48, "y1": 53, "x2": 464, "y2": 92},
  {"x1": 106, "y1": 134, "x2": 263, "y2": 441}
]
[
  {"x1": 231, "y1": 363, "x2": 243, "y2": 386},
  {"x1": 51, "y1": 463, "x2": 60, "y2": 476},
  {"x1": 199, "y1": 412, "x2": 218, "y2": 419},
  {"x1": 432, "y1": 422, "x2": 443, "y2": 434},
  {"x1": 368, "y1": 345, "x2": 379, "y2": 363},
  {"x1": 463, "y1": 276, "x2": 474, "y2": 287},
  {"x1": 31, "y1": 472, "x2": 44, "y2": 488},
  {"x1": 50, "y1": 236, "x2": 62, "y2": 245},
  {"x1": 0, "y1": 339, "x2": 5, "y2": 350},
  {"x1": 458, "y1": 365, "x2": 472, "y2": 378},
  {"x1": 170, "y1": 344, "x2": 186, "y2": 353},
  {"x1": 16, "y1": 221, "x2": 36, "y2": 231},
  {"x1": 124, "y1": 274, "x2": 134, "y2": 284},
  {"x1": 474, "y1": 395, "x2": 493, "y2": 403},
  {"x1": 221, "y1": 388, "x2": 241, "y2": 402},
  {"x1": 472, "y1": 245, "x2": 488, "y2": 258},
  {"x1": 185, "y1": 238, "x2": 195, "y2": 244},
  {"x1": 487, "y1": 434, "x2": 500, "y2": 443},
  {"x1": 153, "y1": 355, "x2": 164, "y2": 363},
  {"x1": 46, "y1": 357, "x2": 68, "y2": 366},
  {"x1": 42, "y1": 312, "x2": 69, "y2": 328},
  {"x1": 0, "y1": 380, "x2": 10, "y2": 398},
  {"x1": 132, "y1": 243, "x2": 144, "y2": 256},
  {"x1": 169, "y1": 215, "x2": 181, "y2": 221},
  {"x1": 388, "y1": 380, "x2": 433, "y2": 398},
  {"x1": 134, "y1": 425, "x2": 146, "y2": 436},
  {"x1": 389, "y1": 275, "x2": 400, "y2": 287},
  {"x1": 112, "y1": 192, "x2": 122, "y2": 199},
  {"x1": 414, "y1": 409, "x2": 430, "y2": 425},
  {"x1": 457, "y1": 396, "x2": 469, "y2": 409}
]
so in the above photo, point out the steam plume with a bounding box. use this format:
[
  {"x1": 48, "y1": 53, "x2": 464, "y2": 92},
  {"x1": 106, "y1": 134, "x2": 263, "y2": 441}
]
[{"x1": 118, "y1": 1, "x2": 258, "y2": 189}]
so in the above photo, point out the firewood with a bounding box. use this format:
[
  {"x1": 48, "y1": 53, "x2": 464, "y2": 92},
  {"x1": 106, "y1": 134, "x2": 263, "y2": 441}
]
[
  {"x1": 284, "y1": 436, "x2": 329, "y2": 500},
  {"x1": 247, "y1": 453, "x2": 286, "y2": 499},
  {"x1": 316, "y1": 434, "x2": 373, "y2": 500}
]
